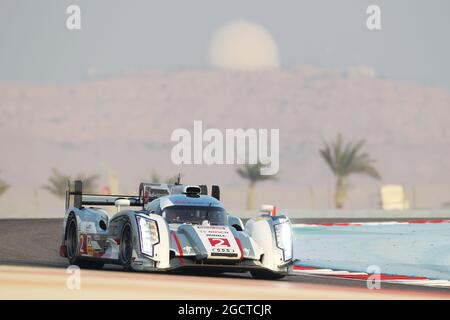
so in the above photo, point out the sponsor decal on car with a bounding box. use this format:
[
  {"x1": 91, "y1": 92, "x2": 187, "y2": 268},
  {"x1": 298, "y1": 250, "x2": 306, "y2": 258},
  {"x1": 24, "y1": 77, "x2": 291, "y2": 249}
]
[
  {"x1": 87, "y1": 235, "x2": 94, "y2": 256},
  {"x1": 193, "y1": 225, "x2": 241, "y2": 259},
  {"x1": 80, "y1": 221, "x2": 96, "y2": 233}
]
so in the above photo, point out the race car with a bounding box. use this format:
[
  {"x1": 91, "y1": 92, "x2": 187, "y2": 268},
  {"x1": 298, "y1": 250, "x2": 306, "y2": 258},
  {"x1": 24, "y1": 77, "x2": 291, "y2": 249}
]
[{"x1": 59, "y1": 180, "x2": 293, "y2": 279}]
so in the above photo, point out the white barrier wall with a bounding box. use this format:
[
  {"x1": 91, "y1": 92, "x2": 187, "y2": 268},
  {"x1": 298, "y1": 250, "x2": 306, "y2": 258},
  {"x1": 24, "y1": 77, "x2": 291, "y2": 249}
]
[
  {"x1": 0, "y1": 186, "x2": 449, "y2": 219},
  {"x1": 230, "y1": 209, "x2": 450, "y2": 219}
]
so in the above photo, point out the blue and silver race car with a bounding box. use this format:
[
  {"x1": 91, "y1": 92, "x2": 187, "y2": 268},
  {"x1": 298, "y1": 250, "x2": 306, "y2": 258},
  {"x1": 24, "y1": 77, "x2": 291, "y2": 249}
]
[{"x1": 59, "y1": 180, "x2": 293, "y2": 279}]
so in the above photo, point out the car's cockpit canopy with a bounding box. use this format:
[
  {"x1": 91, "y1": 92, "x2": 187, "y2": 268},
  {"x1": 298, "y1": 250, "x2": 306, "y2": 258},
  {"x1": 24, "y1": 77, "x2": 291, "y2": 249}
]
[{"x1": 163, "y1": 205, "x2": 227, "y2": 225}]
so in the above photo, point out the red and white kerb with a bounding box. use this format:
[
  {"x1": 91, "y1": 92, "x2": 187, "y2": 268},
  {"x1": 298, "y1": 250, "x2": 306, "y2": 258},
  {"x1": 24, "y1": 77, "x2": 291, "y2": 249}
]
[{"x1": 291, "y1": 265, "x2": 450, "y2": 288}]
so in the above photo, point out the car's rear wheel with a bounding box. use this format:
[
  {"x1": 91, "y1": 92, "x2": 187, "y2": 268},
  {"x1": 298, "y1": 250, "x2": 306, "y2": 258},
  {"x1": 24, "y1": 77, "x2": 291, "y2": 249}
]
[
  {"x1": 66, "y1": 216, "x2": 79, "y2": 265},
  {"x1": 66, "y1": 215, "x2": 104, "y2": 270},
  {"x1": 119, "y1": 223, "x2": 134, "y2": 271},
  {"x1": 250, "y1": 270, "x2": 285, "y2": 280}
]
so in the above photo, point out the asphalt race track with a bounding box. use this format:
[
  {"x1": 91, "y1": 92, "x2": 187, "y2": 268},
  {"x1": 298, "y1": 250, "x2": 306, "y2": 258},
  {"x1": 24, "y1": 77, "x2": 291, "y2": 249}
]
[{"x1": 0, "y1": 219, "x2": 449, "y2": 299}]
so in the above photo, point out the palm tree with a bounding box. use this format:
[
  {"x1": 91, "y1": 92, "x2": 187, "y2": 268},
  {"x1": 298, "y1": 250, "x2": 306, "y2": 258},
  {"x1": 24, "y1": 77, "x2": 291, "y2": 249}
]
[
  {"x1": 43, "y1": 168, "x2": 99, "y2": 199},
  {"x1": 320, "y1": 134, "x2": 381, "y2": 209},
  {"x1": 236, "y1": 162, "x2": 278, "y2": 210},
  {"x1": 0, "y1": 175, "x2": 9, "y2": 196}
]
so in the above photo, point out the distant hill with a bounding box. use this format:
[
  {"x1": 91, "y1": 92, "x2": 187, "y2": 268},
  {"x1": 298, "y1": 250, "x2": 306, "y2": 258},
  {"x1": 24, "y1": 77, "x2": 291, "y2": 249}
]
[{"x1": 1, "y1": 65, "x2": 450, "y2": 215}]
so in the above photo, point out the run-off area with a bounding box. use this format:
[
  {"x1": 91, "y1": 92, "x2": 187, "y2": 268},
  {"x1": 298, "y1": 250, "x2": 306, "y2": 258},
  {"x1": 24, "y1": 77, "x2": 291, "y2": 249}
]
[{"x1": 293, "y1": 222, "x2": 450, "y2": 281}]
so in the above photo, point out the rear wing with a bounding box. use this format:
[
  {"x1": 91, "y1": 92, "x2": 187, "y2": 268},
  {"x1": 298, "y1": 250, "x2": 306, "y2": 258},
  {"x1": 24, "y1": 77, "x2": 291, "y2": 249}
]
[
  {"x1": 65, "y1": 180, "x2": 143, "y2": 210},
  {"x1": 65, "y1": 180, "x2": 221, "y2": 210}
]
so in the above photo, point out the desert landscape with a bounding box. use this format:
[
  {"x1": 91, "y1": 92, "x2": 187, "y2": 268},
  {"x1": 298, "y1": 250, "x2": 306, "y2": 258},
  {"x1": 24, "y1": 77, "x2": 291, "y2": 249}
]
[{"x1": 1, "y1": 65, "x2": 450, "y2": 216}]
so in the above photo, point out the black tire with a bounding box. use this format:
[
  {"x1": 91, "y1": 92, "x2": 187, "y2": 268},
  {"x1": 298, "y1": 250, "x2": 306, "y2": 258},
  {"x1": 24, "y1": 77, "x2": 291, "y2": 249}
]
[
  {"x1": 250, "y1": 270, "x2": 285, "y2": 280},
  {"x1": 119, "y1": 223, "x2": 134, "y2": 271},
  {"x1": 66, "y1": 215, "x2": 80, "y2": 265},
  {"x1": 66, "y1": 215, "x2": 104, "y2": 270}
]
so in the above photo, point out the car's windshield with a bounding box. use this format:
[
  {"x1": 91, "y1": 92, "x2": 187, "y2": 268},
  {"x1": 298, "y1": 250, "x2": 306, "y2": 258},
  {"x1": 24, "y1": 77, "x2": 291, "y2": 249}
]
[{"x1": 163, "y1": 205, "x2": 227, "y2": 225}]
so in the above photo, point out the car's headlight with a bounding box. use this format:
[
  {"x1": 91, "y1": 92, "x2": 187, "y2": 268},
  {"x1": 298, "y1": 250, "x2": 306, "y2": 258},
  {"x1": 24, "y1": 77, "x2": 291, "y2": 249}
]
[
  {"x1": 136, "y1": 216, "x2": 159, "y2": 256},
  {"x1": 274, "y1": 222, "x2": 293, "y2": 261}
]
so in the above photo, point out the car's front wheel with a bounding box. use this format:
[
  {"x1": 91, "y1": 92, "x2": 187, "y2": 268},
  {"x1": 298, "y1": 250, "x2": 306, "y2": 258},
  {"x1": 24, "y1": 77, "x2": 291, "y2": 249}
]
[{"x1": 119, "y1": 222, "x2": 134, "y2": 271}]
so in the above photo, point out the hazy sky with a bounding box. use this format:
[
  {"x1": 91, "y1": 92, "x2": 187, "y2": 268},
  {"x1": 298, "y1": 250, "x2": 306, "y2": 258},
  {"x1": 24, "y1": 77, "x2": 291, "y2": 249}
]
[{"x1": 1, "y1": 0, "x2": 449, "y2": 88}]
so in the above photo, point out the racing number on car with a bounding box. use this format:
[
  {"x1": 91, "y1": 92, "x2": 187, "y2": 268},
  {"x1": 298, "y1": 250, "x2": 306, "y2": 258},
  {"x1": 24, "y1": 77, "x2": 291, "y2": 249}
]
[
  {"x1": 79, "y1": 235, "x2": 85, "y2": 253},
  {"x1": 208, "y1": 238, "x2": 231, "y2": 247}
]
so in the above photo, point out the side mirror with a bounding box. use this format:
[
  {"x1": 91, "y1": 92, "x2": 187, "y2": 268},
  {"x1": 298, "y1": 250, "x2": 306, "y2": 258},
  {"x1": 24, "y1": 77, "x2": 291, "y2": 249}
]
[
  {"x1": 260, "y1": 204, "x2": 276, "y2": 216},
  {"x1": 115, "y1": 198, "x2": 130, "y2": 212},
  {"x1": 228, "y1": 215, "x2": 244, "y2": 231}
]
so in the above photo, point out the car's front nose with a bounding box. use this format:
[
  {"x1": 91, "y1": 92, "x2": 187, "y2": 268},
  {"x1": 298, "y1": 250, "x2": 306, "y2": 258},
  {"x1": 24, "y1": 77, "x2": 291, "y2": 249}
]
[{"x1": 171, "y1": 224, "x2": 247, "y2": 262}]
